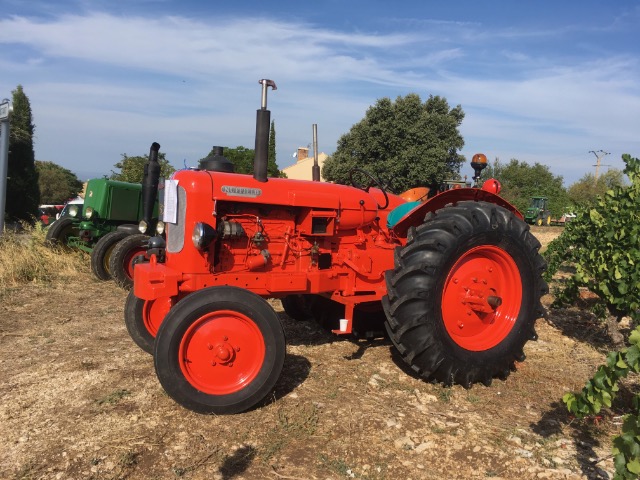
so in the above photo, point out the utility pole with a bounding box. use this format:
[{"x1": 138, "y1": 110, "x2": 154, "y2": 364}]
[
  {"x1": 589, "y1": 149, "x2": 610, "y2": 181},
  {"x1": 0, "y1": 98, "x2": 12, "y2": 235}
]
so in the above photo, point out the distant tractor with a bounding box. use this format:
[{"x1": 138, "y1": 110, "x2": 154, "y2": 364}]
[
  {"x1": 128, "y1": 80, "x2": 547, "y2": 415},
  {"x1": 103, "y1": 143, "x2": 165, "y2": 289},
  {"x1": 524, "y1": 196, "x2": 551, "y2": 226},
  {"x1": 45, "y1": 178, "x2": 158, "y2": 285}
]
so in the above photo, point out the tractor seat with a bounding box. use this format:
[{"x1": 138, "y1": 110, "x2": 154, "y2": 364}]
[{"x1": 386, "y1": 201, "x2": 421, "y2": 228}]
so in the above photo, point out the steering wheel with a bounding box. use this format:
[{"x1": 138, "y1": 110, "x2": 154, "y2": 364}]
[{"x1": 349, "y1": 168, "x2": 389, "y2": 210}]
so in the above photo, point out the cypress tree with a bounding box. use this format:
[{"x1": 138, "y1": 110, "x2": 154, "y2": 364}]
[{"x1": 7, "y1": 85, "x2": 40, "y2": 222}]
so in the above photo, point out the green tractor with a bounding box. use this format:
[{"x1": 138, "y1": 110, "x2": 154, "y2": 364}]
[
  {"x1": 45, "y1": 176, "x2": 159, "y2": 285},
  {"x1": 524, "y1": 196, "x2": 552, "y2": 226}
]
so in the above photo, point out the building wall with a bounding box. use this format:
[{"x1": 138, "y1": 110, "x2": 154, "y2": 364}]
[{"x1": 282, "y1": 149, "x2": 329, "y2": 181}]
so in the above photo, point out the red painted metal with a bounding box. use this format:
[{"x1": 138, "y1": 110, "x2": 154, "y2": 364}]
[
  {"x1": 441, "y1": 245, "x2": 522, "y2": 351},
  {"x1": 124, "y1": 246, "x2": 147, "y2": 281},
  {"x1": 178, "y1": 309, "x2": 266, "y2": 395},
  {"x1": 132, "y1": 163, "x2": 517, "y2": 330},
  {"x1": 142, "y1": 296, "x2": 173, "y2": 337}
]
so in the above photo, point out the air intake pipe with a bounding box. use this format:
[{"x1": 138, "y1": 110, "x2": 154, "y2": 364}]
[
  {"x1": 142, "y1": 142, "x2": 161, "y2": 229},
  {"x1": 253, "y1": 79, "x2": 277, "y2": 183}
]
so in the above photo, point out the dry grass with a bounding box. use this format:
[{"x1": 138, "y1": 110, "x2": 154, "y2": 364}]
[
  {"x1": 0, "y1": 223, "x2": 620, "y2": 479},
  {"x1": 0, "y1": 222, "x2": 88, "y2": 290}
]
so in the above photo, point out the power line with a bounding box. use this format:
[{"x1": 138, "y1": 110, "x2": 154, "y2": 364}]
[{"x1": 589, "y1": 149, "x2": 610, "y2": 181}]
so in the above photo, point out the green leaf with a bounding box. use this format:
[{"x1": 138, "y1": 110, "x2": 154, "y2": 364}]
[{"x1": 628, "y1": 458, "x2": 640, "y2": 474}]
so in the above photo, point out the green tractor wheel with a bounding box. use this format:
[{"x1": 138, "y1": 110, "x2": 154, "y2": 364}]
[
  {"x1": 109, "y1": 234, "x2": 149, "y2": 289},
  {"x1": 90, "y1": 231, "x2": 129, "y2": 280},
  {"x1": 45, "y1": 217, "x2": 79, "y2": 248}
]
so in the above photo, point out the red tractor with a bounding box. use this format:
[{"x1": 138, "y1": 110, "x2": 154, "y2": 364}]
[{"x1": 129, "y1": 79, "x2": 547, "y2": 414}]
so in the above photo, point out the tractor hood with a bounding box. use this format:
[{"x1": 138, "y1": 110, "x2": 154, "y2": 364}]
[{"x1": 170, "y1": 169, "x2": 405, "y2": 231}]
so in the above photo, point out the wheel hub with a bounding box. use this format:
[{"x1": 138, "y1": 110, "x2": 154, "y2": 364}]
[
  {"x1": 178, "y1": 310, "x2": 266, "y2": 395},
  {"x1": 442, "y1": 245, "x2": 522, "y2": 351},
  {"x1": 209, "y1": 339, "x2": 238, "y2": 366}
]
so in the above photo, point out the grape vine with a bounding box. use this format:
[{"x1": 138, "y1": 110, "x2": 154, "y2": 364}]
[{"x1": 544, "y1": 154, "x2": 640, "y2": 479}]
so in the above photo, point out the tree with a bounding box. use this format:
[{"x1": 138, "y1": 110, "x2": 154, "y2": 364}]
[
  {"x1": 201, "y1": 146, "x2": 253, "y2": 174},
  {"x1": 201, "y1": 123, "x2": 283, "y2": 178},
  {"x1": 35, "y1": 161, "x2": 83, "y2": 204},
  {"x1": 567, "y1": 169, "x2": 626, "y2": 207},
  {"x1": 482, "y1": 158, "x2": 569, "y2": 216},
  {"x1": 267, "y1": 120, "x2": 283, "y2": 177},
  {"x1": 111, "y1": 152, "x2": 175, "y2": 183},
  {"x1": 322, "y1": 94, "x2": 465, "y2": 193},
  {"x1": 6, "y1": 85, "x2": 40, "y2": 221}
]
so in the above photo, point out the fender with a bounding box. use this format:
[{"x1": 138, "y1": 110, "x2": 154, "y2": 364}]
[{"x1": 390, "y1": 187, "x2": 522, "y2": 238}]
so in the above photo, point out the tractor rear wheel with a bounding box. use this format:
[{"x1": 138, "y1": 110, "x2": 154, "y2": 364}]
[
  {"x1": 154, "y1": 286, "x2": 286, "y2": 414},
  {"x1": 124, "y1": 290, "x2": 174, "y2": 354},
  {"x1": 383, "y1": 201, "x2": 547, "y2": 388},
  {"x1": 45, "y1": 217, "x2": 78, "y2": 248},
  {"x1": 90, "y1": 231, "x2": 128, "y2": 280},
  {"x1": 109, "y1": 234, "x2": 149, "y2": 289}
]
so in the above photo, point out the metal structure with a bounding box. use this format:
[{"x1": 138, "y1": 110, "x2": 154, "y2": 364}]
[
  {"x1": 128, "y1": 80, "x2": 547, "y2": 415},
  {"x1": 0, "y1": 98, "x2": 12, "y2": 234}
]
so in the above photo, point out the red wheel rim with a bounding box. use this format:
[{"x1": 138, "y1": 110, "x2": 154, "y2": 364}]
[
  {"x1": 124, "y1": 247, "x2": 146, "y2": 280},
  {"x1": 143, "y1": 297, "x2": 172, "y2": 337},
  {"x1": 441, "y1": 245, "x2": 522, "y2": 351},
  {"x1": 178, "y1": 310, "x2": 266, "y2": 395}
]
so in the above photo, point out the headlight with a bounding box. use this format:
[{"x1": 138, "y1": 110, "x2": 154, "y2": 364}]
[
  {"x1": 84, "y1": 206, "x2": 94, "y2": 219},
  {"x1": 138, "y1": 220, "x2": 148, "y2": 234},
  {"x1": 69, "y1": 205, "x2": 79, "y2": 217},
  {"x1": 156, "y1": 221, "x2": 165, "y2": 235},
  {"x1": 192, "y1": 222, "x2": 217, "y2": 250}
]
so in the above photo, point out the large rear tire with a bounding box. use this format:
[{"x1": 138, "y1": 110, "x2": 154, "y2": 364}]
[
  {"x1": 109, "y1": 234, "x2": 149, "y2": 289},
  {"x1": 45, "y1": 217, "x2": 78, "y2": 248},
  {"x1": 154, "y1": 286, "x2": 286, "y2": 414},
  {"x1": 124, "y1": 290, "x2": 174, "y2": 354},
  {"x1": 383, "y1": 201, "x2": 547, "y2": 387},
  {"x1": 90, "y1": 231, "x2": 129, "y2": 280}
]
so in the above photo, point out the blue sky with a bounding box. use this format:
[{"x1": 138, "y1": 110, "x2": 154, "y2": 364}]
[{"x1": 1, "y1": 0, "x2": 639, "y2": 186}]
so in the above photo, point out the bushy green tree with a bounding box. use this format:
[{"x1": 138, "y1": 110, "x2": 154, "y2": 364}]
[
  {"x1": 111, "y1": 152, "x2": 175, "y2": 183},
  {"x1": 482, "y1": 158, "x2": 569, "y2": 216},
  {"x1": 322, "y1": 94, "x2": 465, "y2": 193},
  {"x1": 567, "y1": 169, "x2": 626, "y2": 207},
  {"x1": 6, "y1": 85, "x2": 40, "y2": 221},
  {"x1": 35, "y1": 161, "x2": 83, "y2": 204}
]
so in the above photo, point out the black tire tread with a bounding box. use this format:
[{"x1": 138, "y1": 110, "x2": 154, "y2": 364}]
[
  {"x1": 90, "y1": 231, "x2": 129, "y2": 280},
  {"x1": 382, "y1": 201, "x2": 547, "y2": 388},
  {"x1": 44, "y1": 217, "x2": 78, "y2": 248},
  {"x1": 123, "y1": 290, "x2": 154, "y2": 354},
  {"x1": 109, "y1": 234, "x2": 149, "y2": 289}
]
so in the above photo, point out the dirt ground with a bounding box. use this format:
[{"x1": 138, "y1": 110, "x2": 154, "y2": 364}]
[{"x1": 0, "y1": 226, "x2": 630, "y2": 480}]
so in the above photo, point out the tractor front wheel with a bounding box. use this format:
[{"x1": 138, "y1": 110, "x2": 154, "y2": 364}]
[
  {"x1": 45, "y1": 217, "x2": 78, "y2": 248},
  {"x1": 154, "y1": 286, "x2": 286, "y2": 414},
  {"x1": 383, "y1": 201, "x2": 547, "y2": 387},
  {"x1": 124, "y1": 290, "x2": 174, "y2": 354},
  {"x1": 90, "y1": 231, "x2": 128, "y2": 280},
  {"x1": 109, "y1": 234, "x2": 149, "y2": 289}
]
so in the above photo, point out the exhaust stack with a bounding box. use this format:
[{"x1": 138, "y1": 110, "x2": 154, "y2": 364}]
[
  {"x1": 142, "y1": 142, "x2": 161, "y2": 229},
  {"x1": 312, "y1": 124, "x2": 320, "y2": 182},
  {"x1": 253, "y1": 79, "x2": 277, "y2": 183}
]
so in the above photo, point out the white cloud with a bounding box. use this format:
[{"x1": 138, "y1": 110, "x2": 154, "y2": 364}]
[{"x1": 0, "y1": 10, "x2": 638, "y2": 185}]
